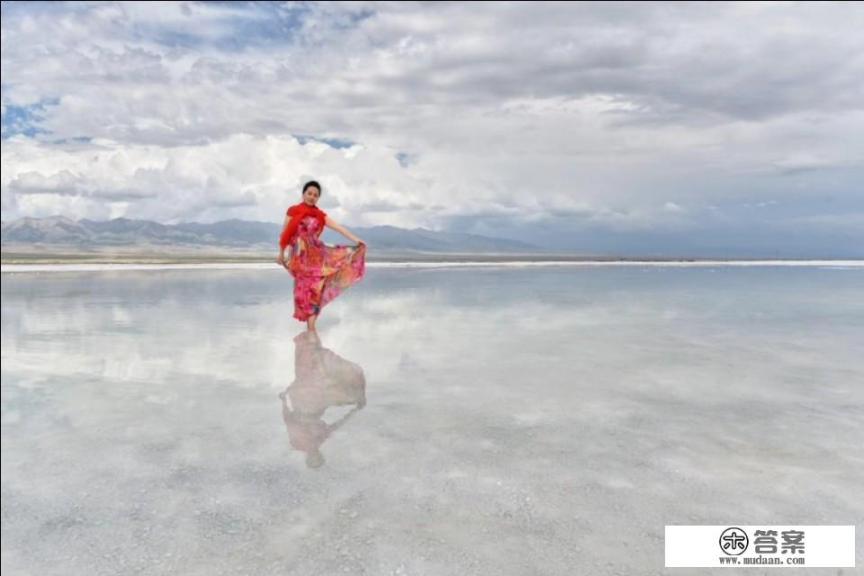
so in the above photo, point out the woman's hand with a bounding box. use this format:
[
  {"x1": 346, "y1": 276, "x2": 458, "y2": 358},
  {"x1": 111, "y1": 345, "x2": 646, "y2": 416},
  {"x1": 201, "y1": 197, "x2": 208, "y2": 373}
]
[{"x1": 276, "y1": 252, "x2": 290, "y2": 270}]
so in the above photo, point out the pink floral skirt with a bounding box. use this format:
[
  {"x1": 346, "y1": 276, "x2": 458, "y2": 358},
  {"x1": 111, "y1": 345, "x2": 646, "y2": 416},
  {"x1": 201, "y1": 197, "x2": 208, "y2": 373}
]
[{"x1": 288, "y1": 219, "x2": 366, "y2": 321}]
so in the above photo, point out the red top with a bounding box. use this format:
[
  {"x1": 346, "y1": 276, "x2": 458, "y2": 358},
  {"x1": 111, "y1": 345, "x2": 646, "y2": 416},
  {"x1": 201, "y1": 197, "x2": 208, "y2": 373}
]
[{"x1": 279, "y1": 202, "x2": 328, "y2": 250}]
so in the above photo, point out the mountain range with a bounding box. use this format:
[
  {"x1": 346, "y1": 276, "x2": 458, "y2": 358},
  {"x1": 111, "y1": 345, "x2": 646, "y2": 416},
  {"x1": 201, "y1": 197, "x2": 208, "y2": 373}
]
[{"x1": 1, "y1": 215, "x2": 545, "y2": 254}]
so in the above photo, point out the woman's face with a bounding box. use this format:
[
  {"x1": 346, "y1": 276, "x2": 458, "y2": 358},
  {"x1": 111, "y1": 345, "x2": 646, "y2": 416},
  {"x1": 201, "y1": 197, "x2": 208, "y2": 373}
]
[{"x1": 303, "y1": 186, "x2": 320, "y2": 205}]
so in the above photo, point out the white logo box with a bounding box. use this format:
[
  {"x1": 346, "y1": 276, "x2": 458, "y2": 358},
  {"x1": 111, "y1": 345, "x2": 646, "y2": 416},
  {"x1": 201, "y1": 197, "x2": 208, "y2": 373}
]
[{"x1": 665, "y1": 525, "x2": 855, "y2": 568}]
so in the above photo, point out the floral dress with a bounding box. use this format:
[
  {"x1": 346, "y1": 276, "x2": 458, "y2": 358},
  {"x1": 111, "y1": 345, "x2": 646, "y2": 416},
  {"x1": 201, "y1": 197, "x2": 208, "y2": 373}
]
[{"x1": 287, "y1": 215, "x2": 366, "y2": 321}]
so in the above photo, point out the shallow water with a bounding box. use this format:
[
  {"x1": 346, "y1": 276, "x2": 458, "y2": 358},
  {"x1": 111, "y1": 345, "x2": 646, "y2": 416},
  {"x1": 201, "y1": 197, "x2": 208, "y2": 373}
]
[{"x1": 2, "y1": 265, "x2": 862, "y2": 575}]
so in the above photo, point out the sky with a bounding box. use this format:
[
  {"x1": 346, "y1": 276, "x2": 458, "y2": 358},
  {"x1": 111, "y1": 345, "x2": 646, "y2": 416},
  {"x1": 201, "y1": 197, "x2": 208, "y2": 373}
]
[{"x1": 1, "y1": 0, "x2": 862, "y2": 257}]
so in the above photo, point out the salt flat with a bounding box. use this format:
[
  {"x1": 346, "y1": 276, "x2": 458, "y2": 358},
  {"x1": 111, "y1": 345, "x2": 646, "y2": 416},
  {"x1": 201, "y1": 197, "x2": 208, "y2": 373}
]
[{"x1": 2, "y1": 265, "x2": 861, "y2": 575}]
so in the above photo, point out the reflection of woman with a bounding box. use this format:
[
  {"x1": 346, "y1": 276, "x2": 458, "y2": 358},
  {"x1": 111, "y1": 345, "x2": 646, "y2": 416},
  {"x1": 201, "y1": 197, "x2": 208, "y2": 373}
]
[
  {"x1": 279, "y1": 330, "x2": 366, "y2": 468},
  {"x1": 276, "y1": 180, "x2": 367, "y2": 332}
]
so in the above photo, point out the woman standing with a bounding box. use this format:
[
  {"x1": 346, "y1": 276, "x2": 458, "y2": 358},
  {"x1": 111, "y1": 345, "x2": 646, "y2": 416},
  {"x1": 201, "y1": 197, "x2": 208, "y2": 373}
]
[{"x1": 276, "y1": 180, "x2": 367, "y2": 331}]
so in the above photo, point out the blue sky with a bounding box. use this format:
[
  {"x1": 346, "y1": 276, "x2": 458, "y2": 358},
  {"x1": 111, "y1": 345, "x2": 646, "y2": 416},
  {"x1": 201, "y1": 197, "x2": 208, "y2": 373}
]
[{"x1": 1, "y1": 1, "x2": 862, "y2": 257}]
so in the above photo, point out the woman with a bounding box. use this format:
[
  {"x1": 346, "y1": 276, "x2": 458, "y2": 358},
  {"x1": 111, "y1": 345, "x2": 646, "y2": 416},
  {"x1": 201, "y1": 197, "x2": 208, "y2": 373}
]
[{"x1": 276, "y1": 180, "x2": 366, "y2": 331}]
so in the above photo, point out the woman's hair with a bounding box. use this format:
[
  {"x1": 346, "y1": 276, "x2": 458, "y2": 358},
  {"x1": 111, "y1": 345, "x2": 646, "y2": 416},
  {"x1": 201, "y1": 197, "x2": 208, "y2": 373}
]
[{"x1": 302, "y1": 180, "x2": 322, "y2": 196}]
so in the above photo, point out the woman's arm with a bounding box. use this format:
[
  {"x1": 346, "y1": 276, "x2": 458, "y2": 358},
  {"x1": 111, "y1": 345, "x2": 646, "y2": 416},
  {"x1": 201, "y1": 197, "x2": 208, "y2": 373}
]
[
  {"x1": 325, "y1": 216, "x2": 365, "y2": 245},
  {"x1": 276, "y1": 213, "x2": 292, "y2": 267}
]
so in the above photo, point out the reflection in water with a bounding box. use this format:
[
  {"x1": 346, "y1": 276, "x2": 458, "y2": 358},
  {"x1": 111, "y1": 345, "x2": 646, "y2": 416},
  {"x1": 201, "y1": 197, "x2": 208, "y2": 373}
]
[
  {"x1": 2, "y1": 267, "x2": 863, "y2": 574},
  {"x1": 279, "y1": 329, "x2": 367, "y2": 468}
]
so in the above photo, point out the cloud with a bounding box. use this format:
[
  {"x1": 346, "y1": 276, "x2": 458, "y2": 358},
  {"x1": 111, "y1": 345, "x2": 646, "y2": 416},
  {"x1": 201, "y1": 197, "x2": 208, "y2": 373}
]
[
  {"x1": 770, "y1": 153, "x2": 848, "y2": 175},
  {"x1": 1, "y1": 1, "x2": 863, "y2": 255},
  {"x1": 0, "y1": 132, "x2": 437, "y2": 225}
]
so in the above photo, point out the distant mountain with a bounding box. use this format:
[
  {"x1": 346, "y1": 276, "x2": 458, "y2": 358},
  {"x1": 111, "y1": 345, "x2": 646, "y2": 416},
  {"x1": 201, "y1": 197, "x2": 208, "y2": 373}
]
[{"x1": 1, "y1": 216, "x2": 543, "y2": 254}]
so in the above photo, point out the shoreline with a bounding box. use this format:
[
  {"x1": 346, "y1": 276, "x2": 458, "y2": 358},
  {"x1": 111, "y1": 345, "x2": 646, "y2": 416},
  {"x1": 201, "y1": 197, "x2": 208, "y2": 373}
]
[
  {"x1": 2, "y1": 250, "x2": 861, "y2": 265},
  {"x1": 3, "y1": 259, "x2": 862, "y2": 273},
  {"x1": 3, "y1": 248, "x2": 861, "y2": 272}
]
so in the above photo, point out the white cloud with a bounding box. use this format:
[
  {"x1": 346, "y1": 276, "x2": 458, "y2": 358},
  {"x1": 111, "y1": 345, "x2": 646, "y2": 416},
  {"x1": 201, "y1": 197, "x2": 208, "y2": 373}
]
[
  {"x1": 1, "y1": 133, "x2": 437, "y2": 225},
  {"x1": 1, "y1": 1, "x2": 862, "y2": 254}
]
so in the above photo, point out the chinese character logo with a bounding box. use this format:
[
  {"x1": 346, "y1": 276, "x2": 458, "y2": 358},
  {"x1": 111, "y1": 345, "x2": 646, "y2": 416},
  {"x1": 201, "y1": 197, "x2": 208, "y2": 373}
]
[
  {"x1": 719, "y1": 527, "x2": 749, "y2": 556},
  {"x1": 754, "y1": 529, "x2": 778, "y2": 553},
  {"x1": 781, "y1": 530, "x2": 805, "y2": 554}
]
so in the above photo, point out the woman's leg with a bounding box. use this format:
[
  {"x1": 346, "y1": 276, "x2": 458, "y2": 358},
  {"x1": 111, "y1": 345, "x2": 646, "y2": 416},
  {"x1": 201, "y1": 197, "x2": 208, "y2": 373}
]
[
  {"x1": 306, "y1": 302, "x2": 321, "y2": 330},
  {"x1": 305, "y1": 293, "x2": 322, "y2": 330}
]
